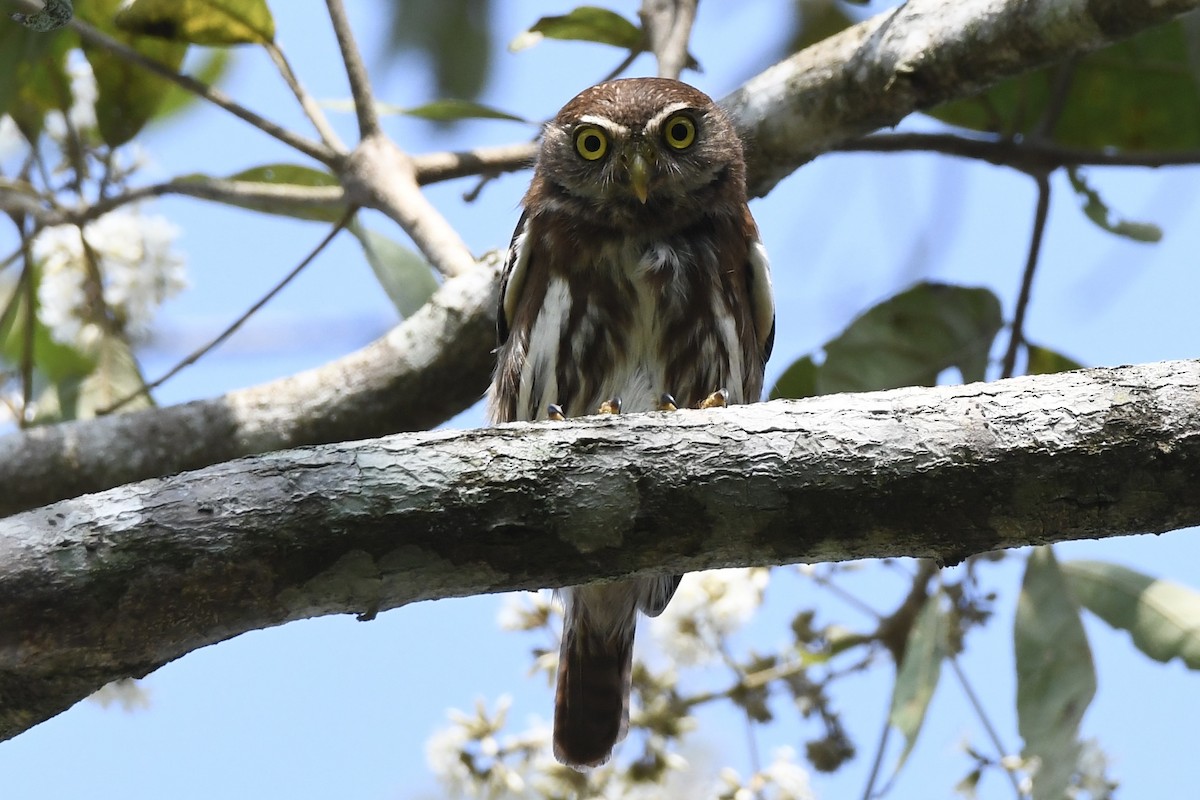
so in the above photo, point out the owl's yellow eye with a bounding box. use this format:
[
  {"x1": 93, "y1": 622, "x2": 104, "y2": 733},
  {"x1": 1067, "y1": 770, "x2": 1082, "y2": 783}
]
[
  {"x1": 662, "y1": 114, "x2": 696, "y2": 150},
  {"x1": 574, "y1": 125, "x2": 608, "y2": 161}
]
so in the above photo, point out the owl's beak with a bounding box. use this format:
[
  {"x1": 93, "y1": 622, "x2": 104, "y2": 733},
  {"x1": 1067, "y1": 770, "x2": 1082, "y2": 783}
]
[{"x1": 627, "y1": 151, "x2": 651, "y2": 204}]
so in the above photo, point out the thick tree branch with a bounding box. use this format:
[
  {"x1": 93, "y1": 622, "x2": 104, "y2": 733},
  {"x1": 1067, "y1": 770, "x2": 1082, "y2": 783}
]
[
  {"x1": 4, "y1": 0, "x2": 1194, "y2": 517},
  {"x1": 722, "y1": 0, "x2": 1200, "y2": 195},
  {"x1": 2, "y1": 359, "x2": 1198, "y2": 741}
]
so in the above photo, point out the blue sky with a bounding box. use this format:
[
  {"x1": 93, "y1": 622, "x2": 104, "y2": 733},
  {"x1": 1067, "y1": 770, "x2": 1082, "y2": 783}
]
[{"x1": 2, "y1": 2, "x2": 1199, "y2": 798}]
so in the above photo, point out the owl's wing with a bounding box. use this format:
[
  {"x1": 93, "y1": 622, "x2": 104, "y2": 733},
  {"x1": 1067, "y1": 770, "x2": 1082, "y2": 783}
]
[
  {"x1": 747, "y1": 239, "x2": 776, "y2": 362},
  {"x1": 496, "y1": 209, "x2": 532, "y2": 345}
]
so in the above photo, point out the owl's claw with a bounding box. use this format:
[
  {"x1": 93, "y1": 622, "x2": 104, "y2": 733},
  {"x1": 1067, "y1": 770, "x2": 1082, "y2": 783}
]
[
  {"x1": 698, "y1": 388, "x2": 729, "y2": 409},
  {"x1": 657, "y1": 393, "x2": 678, "y2": 412},
  {"x1": 547, "y1": 403, "x2": 566, "y2": 421},
  {"x1": 598, "y1": 397, "x2": 622, "y2": 415}
]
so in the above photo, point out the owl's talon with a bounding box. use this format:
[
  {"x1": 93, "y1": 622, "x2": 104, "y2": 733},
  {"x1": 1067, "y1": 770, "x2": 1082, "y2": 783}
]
[
  {"x1": 698, "y1": 388, "x2": 729, "y2": 409},
  {"x1": 657, "y1": 393, "x2": 678, "y2": 412},
  {"x1": 598, "y1": 397, "x2": 622, "y2": 415},
  {"x1": 547, "y1": 403, "x2": 566, "y2": 421}
]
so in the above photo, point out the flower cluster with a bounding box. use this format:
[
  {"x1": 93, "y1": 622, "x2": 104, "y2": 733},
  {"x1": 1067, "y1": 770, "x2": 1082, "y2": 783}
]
[
  {"x1": 34, "y1": 208, "x2": 188, "y2": 349},
  {"x1": 716, "y1": 747, "x2": 815, "y2": 800},
  {"x1": 651, "y1": 567, "x2": 771, "y2": 665}
]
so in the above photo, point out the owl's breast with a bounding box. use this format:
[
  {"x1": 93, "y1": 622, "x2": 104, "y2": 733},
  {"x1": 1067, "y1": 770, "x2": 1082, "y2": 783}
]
[{"x1": 508, "y1": 232, "x2": 755, "y2": 420}]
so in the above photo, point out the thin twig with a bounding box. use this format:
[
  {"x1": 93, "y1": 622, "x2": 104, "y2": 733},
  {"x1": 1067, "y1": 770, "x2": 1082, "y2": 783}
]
[
  {"x1": 98, "y1": 208, "x2": 357, "y2": 415},
  {"x1": 17, "y1": 231, "x2": 34, "y2": 424},
  {"x1": 599, "y1": 48, "x2": 644, "y2": 84},
  {"x1": 1032, "y1": 60, "x2": 1078, "y2": 141},
  {"x1": 66, "y1": 17, "x2": 335, "y2": 164},
  {"x1": 264, "y1": 41, "x2": 348, "y2": 154},
  {"x1": 859, "y1": 709, "x2": 894, "y2": 800},
  {"x1": 1001, "y1": 172, "x2": 1051, "y2": 379},
  {"x1": 61, "y1": 178, "x2": 347, "y2": 228},
  {"x1": 834, "y1": 133, "x2": 1200, "y2": 170},
  {"x1": 948, "y1": 655, "x2": 1028, "y2": 800},
  {"x1": 808, "y1": 566, "x2": 884, "y2": 620},
  {"x1": 325, "y1": 0, "x2": 380, "y2": 139},
  {"x1": 416, "y1": 142, "x2": 538, "y2": 186}
]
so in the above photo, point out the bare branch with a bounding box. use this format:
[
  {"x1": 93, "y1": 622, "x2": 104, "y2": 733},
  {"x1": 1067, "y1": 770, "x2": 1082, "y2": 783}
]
[
  {"x1": 833, "y1": 133, "x2": 1200, "y2": 170},
  {"x1": 1001, "y1": 173, "x2": 1052, "y2": 379},
  {"x1": 640, "y1": 0, "x2": 699, "y2": 80},
  {"x1": 412, "y1": 142, "x2": 538, "y2": 186},
  {"x1": 3, "y1": 358, "x2": 1199, "y2": 741},
  {"x1": 264, "y1": 41, "x2": 349, "y2": 154},
  {"x1": 325, "y1": 0, "x2": 380, "y2": 139}
]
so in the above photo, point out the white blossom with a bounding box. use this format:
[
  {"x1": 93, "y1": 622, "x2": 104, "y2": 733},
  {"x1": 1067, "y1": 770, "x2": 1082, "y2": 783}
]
[
  {"x1": 761, "y1": 747, "x2": 814, "y2": 800},
  {"x1": 497, "y1": 591, "x2": 555, "y2": 631},
  {"x1": 0, "y1": 116, "x2": 24, "y2": 161},
  {"x1": 44, "y1": 54, "x2": 97, "y2": 141},
  {"x1": 34, "y1": 208, "x2": 187, "y2": 348},
  {"x1": 1071, "y1": 739, "x2": 1117, "y2": 799},
  {"x1": 424, "y1": 719, "x2": 473, "y2": 791},
  {"x1": 651, "y1": 567, "x2": 769, "y2": 665}
]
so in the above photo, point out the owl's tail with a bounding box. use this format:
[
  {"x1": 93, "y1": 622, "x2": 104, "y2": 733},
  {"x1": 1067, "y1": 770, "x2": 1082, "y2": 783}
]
[{"x1": 552, "y1": 614, "x2": 633, "y2": 769}]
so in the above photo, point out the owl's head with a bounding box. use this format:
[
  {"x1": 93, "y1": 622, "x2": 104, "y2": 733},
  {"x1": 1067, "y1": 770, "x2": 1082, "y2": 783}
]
[{"x1": 530, "y1": 78, "x2": 748, "y2": 231}]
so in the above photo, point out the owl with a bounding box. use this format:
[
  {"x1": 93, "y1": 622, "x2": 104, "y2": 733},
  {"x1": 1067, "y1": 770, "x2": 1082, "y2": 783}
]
[{"x1": 489, "y1": 77, "x2": 775, "y2": 768}]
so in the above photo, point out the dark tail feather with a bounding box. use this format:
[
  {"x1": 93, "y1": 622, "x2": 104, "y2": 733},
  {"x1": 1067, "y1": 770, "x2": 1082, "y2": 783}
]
[{"x1": 553, "y1": 620, "x2": 633, "y2": 769}]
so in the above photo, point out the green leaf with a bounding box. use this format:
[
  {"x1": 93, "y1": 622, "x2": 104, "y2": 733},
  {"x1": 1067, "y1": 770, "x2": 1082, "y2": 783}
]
[
  {"x1": 931, "y1": 19, "x2": 1200, "y2": 151},
  {"x1": 0, "y1": 271, "x2": 94, "y2": 384},
  {"x1": 1015, "y1": 547, "x2": 1097, "y2": 800},
  {"x1": 372, "y1": 98, "x2": 530, "y2": 124},
  {"x1": 78, "y1": 0, "x2": 188, "y2": 146},
  {"x1": 888, "y1": 591, "x2": 947, "y2": 772},
  {"x1": 1063, "y1": 560, "x2": 1200, "y2": 669},
  {"x1": 769, "y1": 354, "x2": 817, "y2": 400},
  {"x1": 349, "y1": 222, "x2": 440, "y2": 318},
  {"x1": 818, "y1": 282, "x2": 1003, "y2": 393},
  {"x1": 510, "y1": 6, "x2": 642, "y2": 52},
  {"x1": 77, "y1": 333, "x2": 152, "y2": 418},
  {"x1": 1025, "y1": 343, "x2": 1084, "y2": 375},
  {"x1": 1067, "y1": 168, "x2": 1163, "y2": 242},
  {"x1": 0, "y1": 23, "x2": 75, "y2": 140},
  {"x1": 115, "y1": 0, "x2": 275, "y2": 45},
  {"x1": 175, "y1": 163, "x2": 347, "y2": 222},
  {"x1": 387, "y1": 0, "x2": 492, "y2": 102}
]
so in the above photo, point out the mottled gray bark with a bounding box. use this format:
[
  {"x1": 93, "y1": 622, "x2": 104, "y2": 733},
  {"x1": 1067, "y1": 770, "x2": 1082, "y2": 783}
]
[
  {"x1": 4, "y1": 0, "x2": 1197, "y2": 517},
  {"x1": 2, "y1": 360, "x2": 1199, "y2": 741}
]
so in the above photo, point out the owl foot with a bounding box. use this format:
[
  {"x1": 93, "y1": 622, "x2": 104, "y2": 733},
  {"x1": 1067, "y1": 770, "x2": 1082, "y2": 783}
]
[
  {"x1": 657, "y1": 393, "x2": 678, "y2": 412},
  {"x1": 547, "y1": 403, "x2": 566, "y2": 421},
  {"x1": 598, "y1": 397, "x2": 623, "y2": 415},
  {"x1": 698, "y1": 388, "x2": 729, "y2": 409}
]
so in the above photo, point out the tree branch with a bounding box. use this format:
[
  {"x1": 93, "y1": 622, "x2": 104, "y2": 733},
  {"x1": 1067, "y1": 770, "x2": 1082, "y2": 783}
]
[
  {"x1": 640, "y1": 0, "x2": 698, "y2": 80},
  {"x1": 722, "y1": 0, "x2": 1200, "y2": 196},
  {"x1": 3, "y1": 359, "x2": 1198, "y2": 741},
  {"x1": 833, "y1": 133, "x2": 1200, "y2": 170}
]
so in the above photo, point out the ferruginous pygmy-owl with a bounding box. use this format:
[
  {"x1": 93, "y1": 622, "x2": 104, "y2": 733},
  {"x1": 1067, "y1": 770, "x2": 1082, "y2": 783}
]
[{"x1": 489, "y1": 77, "x2": 776, "y2": 769}]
